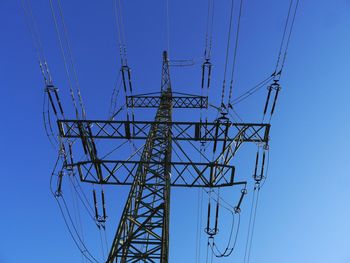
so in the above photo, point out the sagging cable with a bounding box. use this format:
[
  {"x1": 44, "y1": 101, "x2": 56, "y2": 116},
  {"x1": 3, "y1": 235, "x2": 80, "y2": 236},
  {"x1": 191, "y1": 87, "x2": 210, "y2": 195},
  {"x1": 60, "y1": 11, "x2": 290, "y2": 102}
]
[
  {"x1": 209, "y1": 187, "x2": 245, "y2": 258},
  {"x1": 209, "y1": 213, "x2": 241, "y2": 258}
]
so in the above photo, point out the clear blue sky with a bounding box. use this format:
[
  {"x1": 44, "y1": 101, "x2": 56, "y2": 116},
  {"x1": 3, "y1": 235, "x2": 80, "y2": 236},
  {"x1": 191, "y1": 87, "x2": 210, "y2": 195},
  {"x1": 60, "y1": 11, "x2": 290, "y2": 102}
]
[{"x1": 1, "y1": 0, "x2": 350, "y2": 262}]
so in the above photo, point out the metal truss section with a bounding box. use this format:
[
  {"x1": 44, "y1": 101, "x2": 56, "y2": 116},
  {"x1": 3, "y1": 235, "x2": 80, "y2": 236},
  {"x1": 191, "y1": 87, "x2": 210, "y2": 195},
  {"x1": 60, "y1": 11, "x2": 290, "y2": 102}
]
[
  {"x1": 58, "y1": 120, "x2": 270, "y2": 143},
  {"x1": 126, "y1": 94, "x2": 208, "y2": 108},
  {"x1": 68, "y1": 160, "x2": 237, "y2": 187}
]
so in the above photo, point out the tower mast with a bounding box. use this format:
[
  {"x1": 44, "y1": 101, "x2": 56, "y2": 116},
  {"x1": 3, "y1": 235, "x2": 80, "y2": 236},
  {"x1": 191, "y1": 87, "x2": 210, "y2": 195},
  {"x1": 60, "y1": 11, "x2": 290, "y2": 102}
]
[{"x1": 107, "y1": 51, "x2": 172, "y2": 262}]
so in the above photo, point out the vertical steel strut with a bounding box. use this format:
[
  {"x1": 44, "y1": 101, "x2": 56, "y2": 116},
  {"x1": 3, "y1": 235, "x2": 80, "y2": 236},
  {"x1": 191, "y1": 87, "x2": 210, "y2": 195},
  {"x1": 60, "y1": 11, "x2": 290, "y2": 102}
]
[{"x1": 107, "y1": 51, "x2": 172, "y2": 263}]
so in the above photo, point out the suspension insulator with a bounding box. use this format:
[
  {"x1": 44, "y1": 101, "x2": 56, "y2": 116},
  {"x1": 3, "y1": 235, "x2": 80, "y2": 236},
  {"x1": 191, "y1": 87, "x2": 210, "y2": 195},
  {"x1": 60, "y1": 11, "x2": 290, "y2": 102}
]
[
  {"x1": 235, "y1": 188, "x2": 247, "y2": 213},
  {"x1": 45, "y1": 84, "x2": 64, "y2": 118},
  {"x1": 214, "y1": 200, "x2": 220, "y2": 234},
  {"x1": 207, "y1": 63, "x2": 212, "y2": 89},
  {"x1": 53, "y1": 88, "x2": 64, "y2": 116},
  {"x1": 121, "y1": 67, "x2": 127, "y2": 93},
  {"x1": 213, "y1": 121, "x2": 219, "y2": 153},
  {"x1": 253, "y1": 151, "x2": 259, "y2": 178},
  {"x1": 253, "y1": 149, "x2": 266, "y2": 182},
  {"x1": 93, "y1": 189, "x2": 99, "y2": 221},
  {"x1": 46, "y1": 87, "x2": 58, "y2": 116},
  {"x1": 127, "y1": 68, "x2": 133, "y2": 93},
  {"x1": 263, "y1": 86, "x2": 272, "y2": 115},
  {"x1": 201, "y1": 60, "x2": 212, "y2": 90},
  {"x1": 125, "y1": 113, "x2": 131, "y2": 139},
  {"x1": 101, "y1": 190, "x2": 107, "y2": 221},
  {"x1": 206, "y1": 199, "x2": 211, "y2": 233},
  {"x1": 264, "y1": 80, "x2": 281, "y2": 117},
  {"x1": 68, "y1": 143, "x2": 74, "y2": 165},
  {"x1": 121, "y1": 65, "x2": 133, "y2": 94},
  {"x1": 201, "y1": 64, "x2": 205, "y2": 89},
  {"x1": 260, "y1": 150, "x2": 266, "y2": 179},
  {"x1": 205, "y1": 196, "x2": 220, "y2": 237},
  {"x1": 56, "y1": 171, "x2": 63, "y2": 196},
  {"x1": 221, "y1": 123, "x2": 229, "y2": 154},
  {"x1": 270, "y1": 85, "x2": 281, "y2": 115}
]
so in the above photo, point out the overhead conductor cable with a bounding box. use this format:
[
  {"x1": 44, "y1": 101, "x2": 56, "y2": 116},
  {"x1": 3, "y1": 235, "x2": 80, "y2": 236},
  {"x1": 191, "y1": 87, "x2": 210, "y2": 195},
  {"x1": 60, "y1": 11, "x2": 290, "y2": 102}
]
[
  {"x1": 220, "y1": 0, "x2": 235, "y2": 109},
  {"x1": 227, "y1": 0, "x2": 244, "y2": 108}
]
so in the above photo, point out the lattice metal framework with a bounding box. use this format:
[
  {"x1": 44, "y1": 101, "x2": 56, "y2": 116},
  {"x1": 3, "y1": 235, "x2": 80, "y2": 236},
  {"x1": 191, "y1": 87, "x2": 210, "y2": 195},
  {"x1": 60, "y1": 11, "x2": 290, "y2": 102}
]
[
  {"x1": 55, "y1": 51, "x2": 270, "y2": 263},
  {"x1": 126, "y1": 93, "x2": 208, "y2": 108},
  {"x1": 58, "y1": 120, "x2": 269, "y2": 143}
]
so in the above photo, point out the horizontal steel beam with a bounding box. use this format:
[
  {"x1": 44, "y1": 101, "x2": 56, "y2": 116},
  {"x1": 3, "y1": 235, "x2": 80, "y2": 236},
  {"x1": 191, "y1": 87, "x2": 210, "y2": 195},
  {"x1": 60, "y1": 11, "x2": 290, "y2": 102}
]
[
  {"x1": 126, "y1": 95, "x2": 208, "y2": 108},
  {"x1": 66, "y1": 160, "x2": 243, "y2": 187},
  {"x1": 58, "y1": 120, "x2": 270, "y2": 143}
]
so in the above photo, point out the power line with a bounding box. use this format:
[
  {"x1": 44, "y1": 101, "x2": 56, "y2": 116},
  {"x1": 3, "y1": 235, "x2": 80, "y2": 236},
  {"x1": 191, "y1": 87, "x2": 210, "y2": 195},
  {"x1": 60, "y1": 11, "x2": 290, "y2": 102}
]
[
  {"x1": 210, "y1": 212, "x2": 241, "y2": 258},
  {"x1": 204, "y1": 0, "x2": 215, "y2": 60},
  {"x1": 275, "y1": 0, "x2": 301, "y2": 77},
  {"x1": 56, "y1": 0, "x2": 86, "y2": 119},
  {"x1": 227, "y1": 0, "x2": 244, "y2": 106},
  {"x1": 243, "y1": 184, "x2": 257, "y2": 263},
  {"x1": 21, "y1": 0, "x2": 53, "y2": 85},
  {"x1": 48, "y1": 0, "x2": 80, "y2": 118},
  {"x1": 49, "y1": 157, "x2": 99, "y2": 263},
  {"x1": 280, "y1": 0, "x2": 300, "y2": 74},
  {"x1": 246, "y1": 186, "x2": 261, "y2": 263},
  {"x1": 220, "y1": 0, "x2": 235, "y2": 108},
  {"x1": 230, "y1": 75, "x2": 274, "y2": 106},
  {"x1": 114, "y1": 0, "x2": 127, "y2": 64},
  {"x1": 42, "y1": 92, "x2": 59, "y2": 148},
  {"x1": 166, "y1": 0, "x2": 171, "y2": 53}
]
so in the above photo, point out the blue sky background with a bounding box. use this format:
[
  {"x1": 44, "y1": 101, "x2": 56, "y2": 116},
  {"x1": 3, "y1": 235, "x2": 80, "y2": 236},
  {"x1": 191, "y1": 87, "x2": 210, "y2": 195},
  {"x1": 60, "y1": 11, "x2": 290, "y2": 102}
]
[{"x1": 1, "y1": 0, "x2": 350, "y2": 262}]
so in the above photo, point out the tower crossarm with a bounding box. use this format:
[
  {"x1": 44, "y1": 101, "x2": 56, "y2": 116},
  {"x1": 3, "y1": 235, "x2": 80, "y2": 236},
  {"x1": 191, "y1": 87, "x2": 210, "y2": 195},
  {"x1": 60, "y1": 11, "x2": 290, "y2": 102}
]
[
  {"x1": 66, "y1": 160, "x2": 244, "y2": 187},
  {"x1": 58, "y1": 120, "x2": 270, "y2": 143},
  {"x1": 126, "y1": 94, "x2": 208, "y2": 108}
]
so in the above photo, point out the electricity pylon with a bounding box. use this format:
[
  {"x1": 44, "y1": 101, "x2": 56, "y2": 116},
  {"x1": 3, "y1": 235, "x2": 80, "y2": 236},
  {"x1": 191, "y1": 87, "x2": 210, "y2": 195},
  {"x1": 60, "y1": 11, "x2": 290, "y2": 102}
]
[{"x1": 56, "y1": 51, "x2": 270, "y2": 262}]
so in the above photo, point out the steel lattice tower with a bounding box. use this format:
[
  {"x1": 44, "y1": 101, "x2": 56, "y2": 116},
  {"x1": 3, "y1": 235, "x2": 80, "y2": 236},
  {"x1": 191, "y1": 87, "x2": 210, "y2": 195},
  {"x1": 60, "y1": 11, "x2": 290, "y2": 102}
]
[
  {"x1": 56, "y1": 51, "x2": 270, "y2": 263},
  {"x1": 22, "y1": 0, "x2": 298, "y2": 260}
]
